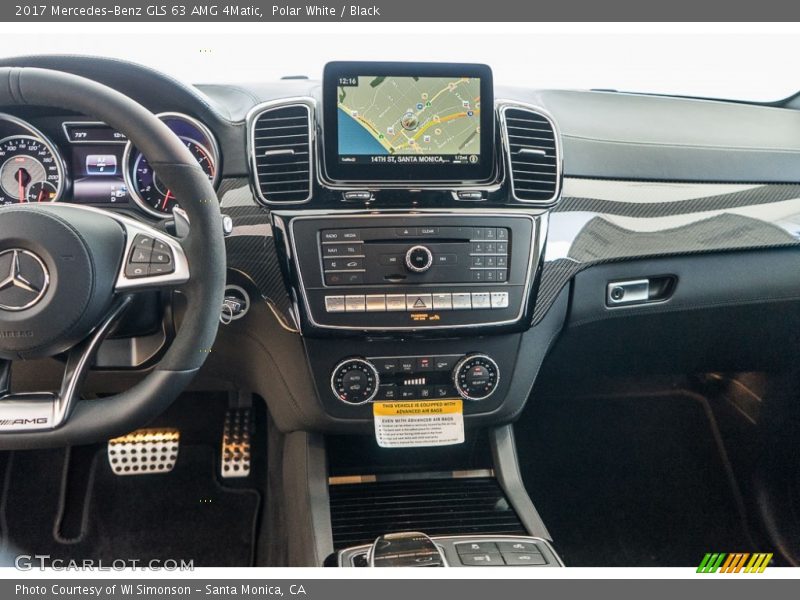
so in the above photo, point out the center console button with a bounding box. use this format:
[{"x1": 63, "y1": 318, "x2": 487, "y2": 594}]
[
  {"x1": 380, "y1": 254, "x2": 403, "y2": 266},
  {"x1": 456, "y1": 541, "x2": 498, "y2": 555},
  {"x1": 433, "y1": 355, "x2": 457, "y2": 371},
  {"x1": 396, "y1": 227, "x2": 418, "y2": 237},
  {"x1": 432, "y1": 293, "x2": 452, "y2": 310},
  {"x1": 386, "y1": 294, "x2": 407, "y2": 311},
  {"x1": 459, "y1": 552, "x2": 503, "y2": 566},
  {"x1": 452, "y1": 293, "x2": 472, "y2": 310},
  {"x1": 406, "y1": 294, "x2": 432, "y2": 311},
  {"x1": 502, "y1": 553, "x2": 547, "y2": 566},
  {"x1": 497, "y1": 541, "x2": 540, "y2": 554},
  {"x1": 471, "y1": 292, "x2": 491, "y2": 309},
  {"x1": 434, "y1": 385, "x2": 453, "y2": 398},
  {"x1": 491, "y1": 292, "x2": 509, "y2": 309},
  {"x1": 324, "y1": 296, "x2": 346, "y2": 313},
  {"x1": 365, "y1": 295, "x2": 386, "y2": 312},
  {"x1": 373, "y1": 358, "x2": 399, "y2": 374},
  {"x1": 345, "y1": 295, "x2": 366, "y2": 312},
  {"x1": 415, "y1": 357, "x2": 433, "y2": 370},
  {"x1": 398, "y1": 358, "x2": 415, "y2": 372}
]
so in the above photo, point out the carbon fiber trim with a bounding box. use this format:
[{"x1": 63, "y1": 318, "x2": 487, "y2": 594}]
[
  {"x1": 218, "y1": 178, "x2": 295, "y2": 324},
  {"x1": 533, "y1": 179, "x2": 800, "y2": 324}
]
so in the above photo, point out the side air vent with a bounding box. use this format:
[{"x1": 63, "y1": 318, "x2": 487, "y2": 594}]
[
  {"x1": 249, "y1": 101, "x2": 313, "y2": 205},
  {"x1": 500, "y1": 105, "x2": 561, "y2": 204},
  {"x1": 329, "y1": 477, "x2": 526, "y2": 549}
]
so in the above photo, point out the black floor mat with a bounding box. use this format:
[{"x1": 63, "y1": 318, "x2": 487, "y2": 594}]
[
  {"x1": 0, "y1": 394, "x2": 264, "y2": 567},
  {"x1": 515, "y1": 389, "x2": 758, "y2": 567}
]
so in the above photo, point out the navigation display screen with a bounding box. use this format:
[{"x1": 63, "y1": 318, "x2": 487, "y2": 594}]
[{"x1": 323, "y1": 62, "x2": 494, "y2": 184}]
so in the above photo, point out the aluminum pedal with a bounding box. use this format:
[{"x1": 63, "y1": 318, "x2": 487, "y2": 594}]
[
  {"x1": 107, "y1": 428, "x2": 180, "y2": 476},
  {"x1": 221, "y1": 408, "x2": 252, "y2": 478}
]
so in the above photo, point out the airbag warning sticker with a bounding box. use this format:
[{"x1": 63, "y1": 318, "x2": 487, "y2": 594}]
[{"x1": 373, "y1": 400, "x2": 464, "y2": 448}]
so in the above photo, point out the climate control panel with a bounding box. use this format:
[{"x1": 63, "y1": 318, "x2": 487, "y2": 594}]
[{"x1": 329, "y1": 353, "x2": 500, "y2": 405}]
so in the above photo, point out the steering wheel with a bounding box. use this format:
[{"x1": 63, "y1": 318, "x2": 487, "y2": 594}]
[{"x1": 0, "y1": 68, "x2": 226, "y2": 449}]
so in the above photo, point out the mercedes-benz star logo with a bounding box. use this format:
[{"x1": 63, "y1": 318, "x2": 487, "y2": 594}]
[{"x1": 0, "y1": 249, "x2": 50, "y2": 311}]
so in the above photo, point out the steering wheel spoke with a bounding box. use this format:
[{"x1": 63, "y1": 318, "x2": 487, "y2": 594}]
[{"x1": 0, "y1": 296, "x2": 133, "y2": 432}]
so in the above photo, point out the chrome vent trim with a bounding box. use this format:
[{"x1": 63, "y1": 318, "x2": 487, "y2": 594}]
[
  {"x1": 247, "y1": 97, "x2": 315, "y2": 206},
  {"x1": 498, "y1": 101, "x2": 562, "y2": 206}
]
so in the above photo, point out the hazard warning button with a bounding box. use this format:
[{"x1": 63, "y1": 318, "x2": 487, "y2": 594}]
[{"x1": 405, "y1": 294, "x2": 433, "y2": 311}]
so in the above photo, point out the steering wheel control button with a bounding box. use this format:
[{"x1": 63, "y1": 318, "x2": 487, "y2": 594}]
[
  {"x1": 331, "y1": 358, "x2": 380, "y2": 404},
  {"x1": 405, "y1": 244, "x2": 434, "y2": 273},
  {"x1": 125, "y1": 233, "x2": 175, "y2": 278},
  {"x1": 130, "y1": 246, "x2": 152, "y2": 263},
  {"x1": 453, "y1": 354, "x2": 500, "y2": 401}
]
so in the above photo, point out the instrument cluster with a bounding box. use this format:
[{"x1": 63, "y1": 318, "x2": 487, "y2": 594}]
[{"x1": 0, "y1": 112, "x2": 220, "y2": 218}]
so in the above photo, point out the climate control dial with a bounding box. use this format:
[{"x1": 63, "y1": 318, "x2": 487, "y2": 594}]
[
  {"x1": 331, "y1": 358, "x2": 380, "y2": 405},
  {"x1": 453, "y1": 354, "x2": 500, "y2": 401}
]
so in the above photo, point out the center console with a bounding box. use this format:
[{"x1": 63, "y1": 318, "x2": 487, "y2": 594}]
[{"x1": 245, "y1": 60, "x2": 569, "y2": 567}]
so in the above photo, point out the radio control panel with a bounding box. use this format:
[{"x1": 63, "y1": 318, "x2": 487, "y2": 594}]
[{"x1": 287, "y1": 214, "x2": 540, "y2": 332}]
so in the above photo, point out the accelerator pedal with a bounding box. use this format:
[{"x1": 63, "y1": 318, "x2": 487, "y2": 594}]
[
  {"x1": 221, "y1": 407, "x2": 252, "y2": 478},
  {"x1": 107, "y1": 428, "x2": 180, "y2": 476}
]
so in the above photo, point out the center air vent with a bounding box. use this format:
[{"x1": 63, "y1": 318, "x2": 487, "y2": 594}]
[
  {"x1": 250, "y1": 101, "x2": 313, "y2": 205},
  {"x1": 500, "y1": 105, "x2": 560, "y2": 204}
]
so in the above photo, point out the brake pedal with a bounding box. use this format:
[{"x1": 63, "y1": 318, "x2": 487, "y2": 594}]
[
  {"x1": 107, "y1": 428, "x2": 180, "y2": 476},
  {"x1": 221, "y1": 408, "x2": 252, "y2": 478}
]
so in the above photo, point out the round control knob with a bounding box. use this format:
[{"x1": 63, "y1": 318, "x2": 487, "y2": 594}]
[
  {"x1": 405, "y1": 245, "x2": 434, "y2": 273},
  {"x1": 453, "y1": 354, "x2": 500, "y2": 401},
  {"x1": 331, "y1": 358, "x2": 380, "y2": 405}
]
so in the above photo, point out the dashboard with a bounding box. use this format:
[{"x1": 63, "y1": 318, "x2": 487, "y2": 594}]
[{"x1": 4, "y1": 54, "x2": 800, "y2": 435}]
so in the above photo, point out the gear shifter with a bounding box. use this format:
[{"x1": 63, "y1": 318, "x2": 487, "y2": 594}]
[{"x1": 368, "y1": 532, "x2": 446, "y2": 567}]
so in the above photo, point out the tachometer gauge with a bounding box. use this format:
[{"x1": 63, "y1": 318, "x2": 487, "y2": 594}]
[
  {"x1": 0, "y1": 135, "x2": 64, "y2": 205},
  {"x1": 131, "y1": 138, "x2": 215, "y2": 215},
  {"x1": 123, "y1": 112, "x2": 220, "y2": 218}
]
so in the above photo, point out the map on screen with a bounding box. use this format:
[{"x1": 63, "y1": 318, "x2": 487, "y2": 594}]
[{"x1": 337, "y1": 75, "x2": 481, "y2": 164}]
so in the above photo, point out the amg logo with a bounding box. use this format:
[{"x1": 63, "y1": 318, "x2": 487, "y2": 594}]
[
  {"x1": 0, "y1": 418, "x2": 48, "y2": 426},
  {"x1": 0, "y1": 330, "x2": 33, "y2": 338}
]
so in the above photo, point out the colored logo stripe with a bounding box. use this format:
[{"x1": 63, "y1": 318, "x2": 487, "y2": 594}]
[{"x1": 698, "y1": 552, "x2": 772, "y2": 573}]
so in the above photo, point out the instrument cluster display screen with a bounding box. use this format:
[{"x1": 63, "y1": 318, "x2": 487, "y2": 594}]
[{"x1": 322, "y1": 62, "x2": 495, "y2": 184}]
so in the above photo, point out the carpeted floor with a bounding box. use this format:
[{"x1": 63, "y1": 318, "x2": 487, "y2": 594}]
[{"x1": 514, "y1": 389, "x2": 760, "y2": 566}]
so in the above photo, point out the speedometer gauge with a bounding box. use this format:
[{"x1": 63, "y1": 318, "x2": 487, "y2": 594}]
[
  {"x1": 0, "y1": 135, "x2": 64, "y2": 205},
  {"x1": 123, "y1": 112, "x2": 220, "y2": 218},
  {"x1": 132, "y1": 138, "x2": 215, "y2": 214}
]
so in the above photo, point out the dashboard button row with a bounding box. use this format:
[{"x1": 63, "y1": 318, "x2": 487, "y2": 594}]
[{"x1": 324, "y1": 291, "x2": 509, "y2": 313}]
